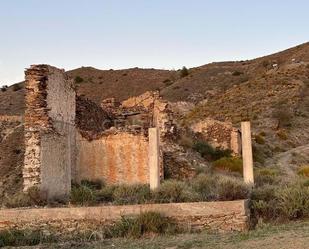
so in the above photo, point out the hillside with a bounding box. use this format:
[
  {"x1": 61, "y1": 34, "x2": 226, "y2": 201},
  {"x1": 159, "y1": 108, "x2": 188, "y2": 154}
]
[{"x1": 0, "y1": 42, "x2": 308, "y2": 186}]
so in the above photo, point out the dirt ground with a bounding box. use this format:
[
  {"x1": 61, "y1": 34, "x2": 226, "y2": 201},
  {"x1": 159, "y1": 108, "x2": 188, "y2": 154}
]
[{"x1": 12, "y1": 221, "x2": 309, "y2": 249}]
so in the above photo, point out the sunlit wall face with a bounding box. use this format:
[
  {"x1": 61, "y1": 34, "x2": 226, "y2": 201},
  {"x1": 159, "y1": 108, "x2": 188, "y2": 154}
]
[{"x1": 0, "y1": 0, "x2": 308, "y2": 86}]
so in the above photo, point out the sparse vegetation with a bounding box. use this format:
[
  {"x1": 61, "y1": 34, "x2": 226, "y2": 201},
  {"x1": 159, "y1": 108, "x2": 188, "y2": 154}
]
[
  {"x1": 68, "y1": 175, "x2": 250, "y2": 207},
  {"x1": 74, "y1": 76, "x2": 84, "y2": 83},
  {"x1": 251, "y1": 180, "x2": 309, "y2": 222},
  {"x1": 212, "y1": 157, "x2": 243, "y2": 173},
  {"x1": 0, "y1": 229, "x2": 54, "y2": 247},
  {"x1": 107, "y1": 212, "x2": 177, "y2": 238},
  {"x1": 112, "y1": 184, "x2": 151, "y2": 205},
  {"x1": 153, "y1": 180, "x2": 197, "y2": 203},
  {"x1": 193, "y1": 141, "x2": 232, "y2": 161},
  {"x1": 70, "y1": 184, "x2": 96, "y2": 206},
  {"x1": 254, "y1": 168, "x2": 280, "y2": 187}
]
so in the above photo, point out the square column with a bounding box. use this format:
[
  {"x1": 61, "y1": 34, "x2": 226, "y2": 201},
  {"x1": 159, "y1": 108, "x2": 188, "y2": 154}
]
[
  {"x1": 148, "y1": 128, "x2": 160, "y2": 190},
  {"x1": 241, "y1": 121, "x2": 254, "y2": 184}
]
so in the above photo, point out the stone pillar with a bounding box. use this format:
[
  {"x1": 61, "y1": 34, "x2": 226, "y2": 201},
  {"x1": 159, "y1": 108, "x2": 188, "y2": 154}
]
[
  {"x1": 23, "y1": 65, "x2": 76, "y2": 201},
  {"x1": 148, "y1": 127, "x2": 160, "y2": 190},
  {"x1": 241, "y1": 122, "x2": 254, "y2": 184}
]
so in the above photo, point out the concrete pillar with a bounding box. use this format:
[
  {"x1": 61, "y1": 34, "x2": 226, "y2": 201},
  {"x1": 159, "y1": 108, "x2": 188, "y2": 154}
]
[
  {"x1": 241, "y1": 121, "x2": 254, "y2": 184},
  {"x1": 148, "y1": 127, "x2": 160, "y2": 190}
]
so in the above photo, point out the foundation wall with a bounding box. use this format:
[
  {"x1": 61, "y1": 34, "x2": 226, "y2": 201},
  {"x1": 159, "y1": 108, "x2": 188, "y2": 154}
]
[
  {"x1": 76, "y1": 132, "x2": 149, "y2": 185},
  {"x1": 0, "y1": 200, "x2": 249, "y2": 232}
]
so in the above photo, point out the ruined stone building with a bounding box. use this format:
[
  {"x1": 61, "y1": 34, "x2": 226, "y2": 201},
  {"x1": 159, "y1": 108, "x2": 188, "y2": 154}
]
[
  {"x1": 22, "y1": 65, "x2": 174, "y2": 200},
  {"x1": 21, "y1": 65, "x2": 242, "y2": 201}
]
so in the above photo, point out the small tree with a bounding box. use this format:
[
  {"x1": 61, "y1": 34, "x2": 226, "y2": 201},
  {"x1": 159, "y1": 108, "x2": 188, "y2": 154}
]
[
  {"x1": 74, "y1": 76, "x2": 84, "y2": 84},
  {"x1": 0, "y1": 85, "x2": 8, "y2": 92},
  {"x1": 180, "y1": 66, "x2": 189, "y2": 78}
]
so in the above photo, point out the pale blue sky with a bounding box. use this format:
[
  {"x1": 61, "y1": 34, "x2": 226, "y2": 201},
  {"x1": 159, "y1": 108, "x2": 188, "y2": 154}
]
[{"x1": 0, "y1": 0, "x2": 308, "y2": 86}]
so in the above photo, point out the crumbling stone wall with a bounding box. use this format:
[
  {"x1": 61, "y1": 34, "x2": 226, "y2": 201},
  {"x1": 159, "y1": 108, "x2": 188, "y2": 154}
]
[
  {"x1": 191, "y1": 119, "x2": 241, "y2": 155},
  {"x1": 0, "y1": 200, "x2": 249, "y2": 232},
  {"x1": 75, "y1": 131, "x2": 149, "y2": 185},
  {"x1": 121, "y1": 91, "x2": 175, "y2": 139},
  {"x1": 23, "y1": 65, "x2": 75, "y2": 200}
]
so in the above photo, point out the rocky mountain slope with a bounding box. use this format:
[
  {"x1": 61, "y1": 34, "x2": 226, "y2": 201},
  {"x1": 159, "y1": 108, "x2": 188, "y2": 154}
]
[{"x1": 0, "y1": 42, "x2": 308, "y2": 194}]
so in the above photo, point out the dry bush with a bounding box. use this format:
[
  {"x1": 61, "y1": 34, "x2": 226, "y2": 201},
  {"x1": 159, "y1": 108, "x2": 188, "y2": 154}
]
[
  {"x1": 212, "y1": 157, "x2": 243, "y2": 173},
  {"x1": 153, "y1": 180, "x2": 197, "y2": 203},
  {"x1": 298, "y1": 165, "x2": 309, "y2": 177},
  {"x1": 70, "y1": 184, "x2": 96, "y2": 206},
  {"x1": 107, "y1": 212, "x2": 177, "y2": 238},
  {"x1": 112, "y1": 184, "x2": 151, "y2": 205},
  {"x1": 251, "y1": 181, "x2": 309, "y2": 222},
  {"x1": 254, "y1": 168, "x2": 280, "y2": 187},
  {"x1": 216, "y1": 177, "x2": 250, "y2": 201}
]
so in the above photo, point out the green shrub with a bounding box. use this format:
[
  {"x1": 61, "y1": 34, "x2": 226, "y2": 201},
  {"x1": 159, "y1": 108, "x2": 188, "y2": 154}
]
[
  {"x1": 193, "y1": 141, "x2": 232, "y2": 161},
  {"x1": 113, "y1": 184, "x2": 151, "y2": 205},
  {"x1": 213, "y1": 157, "x2": 243, "y2": 173},
  {"x1": 276, "y1": 183, "x2": 309, "y2": 219},
  {"x1": 107, "y1": 212, "x2": 176, "y2": 238},
  {"x1": 180, "y1": 66, "x2": 189, "y2": 78},
  {"x1": 250, "y1": 185, "x2": 279, "y2": 221},
  {"x1": 259, "y1": 131, "x2": 266, "y2": 137},
  {"x1": 251, "y1": 182, "x2": 309, "y2": 221},
  {"x1": 216, "y1": 177, "x2": 249, "y2": 201},
  {"x1": 96, "y1": 185, "x2": 115, "y2": 203},
  {"x1": 70, "y1": 185, "x2": 96, "y2": 206},
  {"x1": 255, "y1": 134, "x2": 265, "y2": 144},
  {"x1": 254, "y1": 168, "x2": 280, "y2": 187},
  {"x1": 191, "y1": 174, "x2": 218, "y2": 201},
  {"x1": 153, "y1": 180, "x2": 197, "y2": 203},
  {"x1": 298, "y1": 165, "x2": 309, "y2": 177},
  {"x1": 0, "y1": 229, "x2": 46, "y2": 247},
  {"x1": 80, "y1": 179, "x2": 104, "y2": 190},
  {"x1": 74, "y1": 76, "x2": 84, "y2": 83}
]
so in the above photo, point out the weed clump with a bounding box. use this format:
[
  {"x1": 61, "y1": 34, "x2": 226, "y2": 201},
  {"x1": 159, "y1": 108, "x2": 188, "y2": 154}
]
[
  {"x1": 153, "y1": 180, "x2": 197, "y2": 203},
  {"x1": 251, "y1": 181, "x2": 309, "y2": 222},
  {"x1": 213, "y1": 157, "x2": 243, "y2": 173},
  {"x1": 70, "y1": 184, "x2": 96, "y2": 206},
  {"x1": 113, "y1": 184, "x2": 151, "y2": 205},
  {"x1": 107, "y1": 212, "x2": 177, "y2": 238}
]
